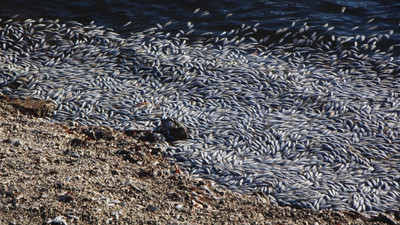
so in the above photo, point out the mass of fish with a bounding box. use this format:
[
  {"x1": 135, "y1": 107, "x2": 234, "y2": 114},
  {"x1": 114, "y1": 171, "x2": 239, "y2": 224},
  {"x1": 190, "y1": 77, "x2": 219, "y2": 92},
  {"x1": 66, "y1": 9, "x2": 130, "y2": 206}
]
[{"x1": 1, "y1": 12, "x2": 399, "y2": 215}]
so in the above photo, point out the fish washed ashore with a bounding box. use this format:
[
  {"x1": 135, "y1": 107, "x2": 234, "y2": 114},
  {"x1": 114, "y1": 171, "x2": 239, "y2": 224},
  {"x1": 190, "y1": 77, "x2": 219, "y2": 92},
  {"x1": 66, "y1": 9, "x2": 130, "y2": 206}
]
[
  {"x1": 1, "y1": 13, "x2": 400, "y2": 216},
  {"x1": 0, "y1": 95, "x2": 398, "y2": 224}
]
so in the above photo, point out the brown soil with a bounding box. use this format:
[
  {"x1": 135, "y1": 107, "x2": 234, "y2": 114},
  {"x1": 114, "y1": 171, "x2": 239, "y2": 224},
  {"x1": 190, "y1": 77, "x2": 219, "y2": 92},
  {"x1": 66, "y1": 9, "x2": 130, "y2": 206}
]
[{"x1": 0, "y1": 95, "x2": 399, "y2": 225}]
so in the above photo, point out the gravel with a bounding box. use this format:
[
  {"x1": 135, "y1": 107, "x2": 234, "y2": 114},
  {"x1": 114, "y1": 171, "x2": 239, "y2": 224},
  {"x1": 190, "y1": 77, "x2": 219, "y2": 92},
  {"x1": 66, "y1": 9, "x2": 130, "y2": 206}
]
[{"x1": 0, "y1": 96, "x2": 398, "y2": 224}]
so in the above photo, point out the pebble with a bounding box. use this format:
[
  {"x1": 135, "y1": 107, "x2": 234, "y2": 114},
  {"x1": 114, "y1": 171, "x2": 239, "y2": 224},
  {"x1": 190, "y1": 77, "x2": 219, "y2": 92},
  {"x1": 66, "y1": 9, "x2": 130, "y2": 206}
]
[
  {"x1": 146, "y1": 205, "x2": 159, "y2": 212},
  {"x1": 58, "y1": 194, "x2": 74, "y2": 203},
  {"x1": 1, "y1": 16, "x2": 400, "y2": 215}
]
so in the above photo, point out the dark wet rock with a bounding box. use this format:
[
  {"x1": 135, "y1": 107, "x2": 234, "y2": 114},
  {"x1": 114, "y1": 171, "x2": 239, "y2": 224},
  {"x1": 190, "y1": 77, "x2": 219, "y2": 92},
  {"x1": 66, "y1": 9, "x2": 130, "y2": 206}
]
[
  {"x1": 139, "y1": 132, "x2": 165, "y2": 143},
  {"x1": 154, "y1": 118, "x2": 188, "y2": 142},
  {"x1": 0, "y1": 95, "x2": 55, "y2": 117}
]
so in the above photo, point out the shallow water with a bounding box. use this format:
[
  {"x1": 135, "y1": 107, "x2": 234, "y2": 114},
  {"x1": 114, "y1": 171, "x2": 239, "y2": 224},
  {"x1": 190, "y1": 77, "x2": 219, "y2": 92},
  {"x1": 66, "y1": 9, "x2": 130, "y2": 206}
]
[{"x1": 1, "y1": 0, "x2": 400, "y2": 42}]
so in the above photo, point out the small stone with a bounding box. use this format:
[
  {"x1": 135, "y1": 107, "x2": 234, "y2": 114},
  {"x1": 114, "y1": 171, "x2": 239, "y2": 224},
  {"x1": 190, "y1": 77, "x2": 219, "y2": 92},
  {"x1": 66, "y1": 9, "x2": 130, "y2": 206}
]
[
  {"x1": 146, "y1": 205, "x2": 159, "y2": 212},
  {"x1": 58, "y1": 194, "x2": 74, "y2": 203}
]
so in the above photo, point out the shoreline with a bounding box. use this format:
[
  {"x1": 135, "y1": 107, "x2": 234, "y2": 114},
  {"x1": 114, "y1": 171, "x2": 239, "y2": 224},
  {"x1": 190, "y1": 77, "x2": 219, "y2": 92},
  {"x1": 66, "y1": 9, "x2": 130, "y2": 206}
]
[{"x1": 0, "y1": 96, "x2": 398, "y2": 224}]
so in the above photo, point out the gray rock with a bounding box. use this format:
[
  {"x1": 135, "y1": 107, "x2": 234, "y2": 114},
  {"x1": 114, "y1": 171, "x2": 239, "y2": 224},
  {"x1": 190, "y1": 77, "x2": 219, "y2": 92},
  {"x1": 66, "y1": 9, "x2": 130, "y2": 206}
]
[{"x1": 155, "y1": 118, "x2": 188, "y2": 142}]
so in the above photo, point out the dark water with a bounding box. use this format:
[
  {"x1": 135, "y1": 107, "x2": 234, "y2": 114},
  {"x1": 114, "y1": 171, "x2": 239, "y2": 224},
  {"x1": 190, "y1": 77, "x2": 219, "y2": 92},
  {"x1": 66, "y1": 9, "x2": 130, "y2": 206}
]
[{"x1": 1, "y1": 0, "x2": 400, "y2": 43}]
